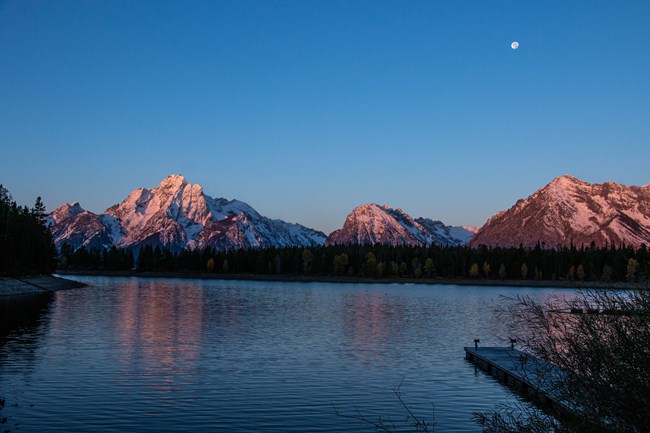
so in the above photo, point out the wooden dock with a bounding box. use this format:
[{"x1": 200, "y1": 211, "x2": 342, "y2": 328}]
[{"x1": 464, "y1": 346, "x2": 567, "y2": 412}]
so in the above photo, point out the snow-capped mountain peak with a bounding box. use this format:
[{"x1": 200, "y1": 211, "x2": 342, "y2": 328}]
[
  {"x1": 471, "y1": 175, "x2": 650, "y2": 248},
  {"x1": 47, "y1": 202, "x2": 121, "y2": 251},
  {"x1": 49, "y1": 202, "x2": 85, "y2": 225},
  {"x1": 326, "y1": 203, "x2": 474, "y2": 247},
  {"x1": 50, "y1": 175, "x2": 326, "y2": 252},
  {"x1": 158, "y1": 173, "x2": 188, "y2": 189}
]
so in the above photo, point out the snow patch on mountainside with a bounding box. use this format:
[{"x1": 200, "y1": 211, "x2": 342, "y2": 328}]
[
  {"x1": 100, "y1": 214, "x2": 124, "y2": 245},
  {"x1": 449, "y1": 226, "x2": 478, "y2": 244}
]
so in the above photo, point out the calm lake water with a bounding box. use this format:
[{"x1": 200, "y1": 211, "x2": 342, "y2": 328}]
[{"x1": 0, "y1": 276, "x2": 569, "y2": 432}]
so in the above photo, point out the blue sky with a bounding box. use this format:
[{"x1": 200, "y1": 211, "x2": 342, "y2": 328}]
[{"x1": 1, "y1": 0, "x2": 649, "y2": 234}]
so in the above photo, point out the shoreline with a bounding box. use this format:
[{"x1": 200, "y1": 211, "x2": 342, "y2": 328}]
[
  {"x1": 0, "y1": 275, "x2": 86, "y2": 298},
  {"x1": 55, "y1": 269, "x2": 641, "y2": 290}
]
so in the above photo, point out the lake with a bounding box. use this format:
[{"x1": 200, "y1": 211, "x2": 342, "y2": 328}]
[{"x1": 0, "y1": 276, "x2": 568, "y2": 432}]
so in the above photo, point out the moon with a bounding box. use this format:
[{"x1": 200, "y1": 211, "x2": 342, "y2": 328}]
[{"x1": 511, "y1": 41, "x2": 519, "y2": 50}]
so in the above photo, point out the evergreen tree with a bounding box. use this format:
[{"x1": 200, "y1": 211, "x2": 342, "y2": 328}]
[
  {"x1": 0, "y1": 185, "x2": 55, "y2": 275},
  {"x1": 31, "y1": 197, "x2": 47, "y2": 224}
]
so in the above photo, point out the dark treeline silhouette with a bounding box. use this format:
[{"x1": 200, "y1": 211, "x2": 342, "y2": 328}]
[
  {"x1": 58, "y1": 241, "x2": 649, "y2": 283},
  {"x1": 0, "y1": 184, "x2": 56, "y2": 276}
]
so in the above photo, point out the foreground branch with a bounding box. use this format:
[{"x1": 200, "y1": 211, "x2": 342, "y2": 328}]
[
  {"x1": 333, "y1": 378, "x2": 435, "y2": 433},
  {"x1": 478, "y1": 286, "x2": 650, "y2": 432}
]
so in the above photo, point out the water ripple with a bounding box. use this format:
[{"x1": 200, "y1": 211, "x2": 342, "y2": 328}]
[{"x1": 0, "y1": 277, "x2": 565, "y2": 432}]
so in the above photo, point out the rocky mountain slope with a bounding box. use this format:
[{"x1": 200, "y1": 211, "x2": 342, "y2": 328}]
[
  {"x1": 48, "y1": 175, "x2": 326, "y2": 251},
  {"x1": 325, "y1": 203, "x2": 476, "y2": 247},
  {"x1": 470, "y1": 175, "x2": 650, "y2": 248},
  {"x1": 48, "y1": 202, "x2": 122, "y2": 251}
]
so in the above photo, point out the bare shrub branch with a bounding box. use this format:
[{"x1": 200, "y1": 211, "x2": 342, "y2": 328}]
[
  {"x1": 480, "y1": 287, "x2": 650, "y2": 432},
  {"x1": 333, "y1": 378, "x2": 435, "y2": 433}
]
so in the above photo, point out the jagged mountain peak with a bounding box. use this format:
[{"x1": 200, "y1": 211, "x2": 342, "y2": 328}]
[
  {"x1": 339, "y1": 204, "x2": 419, "y2": 233},
  {"x1": 50, "y1": 202, "x2": 85, "y2": 224},
  {"x1": 471, "y1": 175, "x2": 650, "y2": 248},
  {"x1": 158, "y1": 173, "x2": 188, "y2": 188},
  {"x1": 55, "y1": 201, "x2": 84, "y2": 213},
  {"x1": 349, "y1": 203, "x2": 412, "y2": 219},
  {"x1": 350, "y1": 203, "x2": 391, "y2": 213},
  {"x1": 349, "y1": 202, "x2": 395, "y2": 215},
  {"x1": 542, "y1": 174, "x2": 589, "y2": 196},
  {"x1": 50, "y1": 174, "x2": 326, "y2": 252},
  {"x1": 47, "y1": 203, "x2": 120, "y2": 251},
  {"x1": 550, "y1": 173, "x2": 582, "y2": 185},
  {"x1": 326, "y1": 203, "x2": 473, "y2": 247}
]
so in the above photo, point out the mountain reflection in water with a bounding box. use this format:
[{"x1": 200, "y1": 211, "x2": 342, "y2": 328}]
[{"x1": 0, "y1": 277, "x2": 566, "y2": 432}]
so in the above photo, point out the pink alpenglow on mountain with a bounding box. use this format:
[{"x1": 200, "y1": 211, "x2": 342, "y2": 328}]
[
  {"x1": 325, "y1": 203, "x2": 476, "y2": 247},
  {"x1": 470, "y1": 175, "x2": 650, "y2": 249},
  {"x1": 49, "y1": 175, "x2": 326, "y2": 251},
  {"x1": 47, "y1": 202, "x2": 122, "y2": 251}
]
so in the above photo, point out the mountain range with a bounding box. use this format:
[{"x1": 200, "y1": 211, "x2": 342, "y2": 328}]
[{"x1": 48, "y1": 174, "x2": 650, "y2": 252}]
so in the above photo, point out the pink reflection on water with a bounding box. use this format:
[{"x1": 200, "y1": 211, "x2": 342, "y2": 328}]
[
  {"x1": 341, "y1": 291, "x2": 406, "y2": 367},
  {"x1": 112, "y1": 280, "x2": 204, "y2": 393}
]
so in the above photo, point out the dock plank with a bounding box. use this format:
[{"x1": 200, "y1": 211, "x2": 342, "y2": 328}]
[{"x1": 464, "y1": 346, "x2": 566, "y2": 411}]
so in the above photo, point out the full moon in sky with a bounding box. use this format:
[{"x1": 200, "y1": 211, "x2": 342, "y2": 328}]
[{"x1": 511, "y1": 41, "x2": 519, "y2": 49}]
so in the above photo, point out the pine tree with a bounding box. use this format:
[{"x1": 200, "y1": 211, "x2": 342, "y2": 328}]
[
  {"x1": 32, "y1": 196, "x2": 47, "y2": 224},
  {"x1": 0, "y1": 186, "x2": 55, "y2": 275}
]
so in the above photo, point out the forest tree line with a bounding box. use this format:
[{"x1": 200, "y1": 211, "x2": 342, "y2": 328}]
[
  {"x1": 2, "y1": 180, "x2": 647, "y2": 282},
  {"x1": 0, "y1": 184, "x2": 56, "y2": 276},
  {"x1": 59, "y1": 240, "x2": 649, "y2": 283}
]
